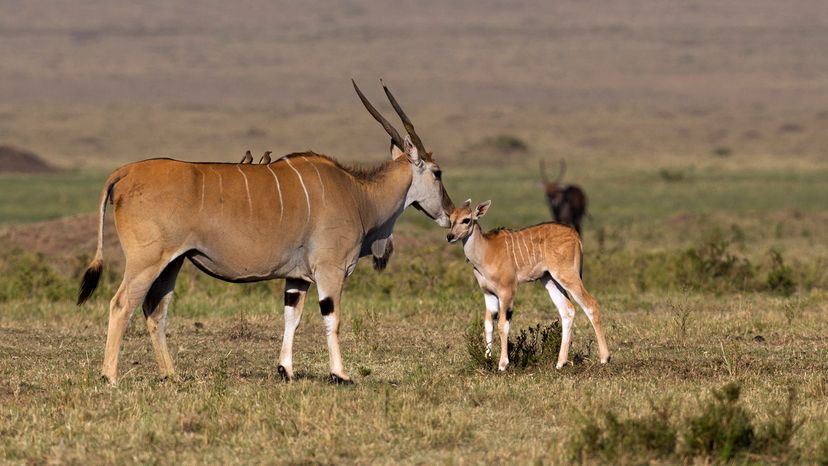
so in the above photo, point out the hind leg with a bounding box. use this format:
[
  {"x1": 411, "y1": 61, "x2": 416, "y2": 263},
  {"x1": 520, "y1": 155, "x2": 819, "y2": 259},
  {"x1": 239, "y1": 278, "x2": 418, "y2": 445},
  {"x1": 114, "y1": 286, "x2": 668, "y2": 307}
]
[
  {"x1": 142, "y1": 256, "x2": 185, "y2": 380},
  {"x1": 541, "y1": 274, "x2": 576, "y2": 368},
  {"x1": 553, "y1": 271, "x2": 610, "y2": 364},
  {"x1": 102, "y1": 255, "x2": 173, "y2": 384}
]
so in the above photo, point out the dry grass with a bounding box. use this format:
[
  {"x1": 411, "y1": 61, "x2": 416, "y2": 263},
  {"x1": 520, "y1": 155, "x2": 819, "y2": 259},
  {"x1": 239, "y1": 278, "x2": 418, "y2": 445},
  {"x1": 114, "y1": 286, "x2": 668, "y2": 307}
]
[{"x1": 2, "y1": 287, "x2": 828, "y2": 464}]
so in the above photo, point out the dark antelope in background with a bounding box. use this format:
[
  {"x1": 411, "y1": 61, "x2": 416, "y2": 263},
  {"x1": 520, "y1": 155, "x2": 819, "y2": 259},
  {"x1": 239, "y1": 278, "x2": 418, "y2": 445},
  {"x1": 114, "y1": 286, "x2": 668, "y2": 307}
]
[
  {"x1": 539, "y1": 159, "x2": 587, "y2": 235},
  {"x1": 76, "y1": 81, "x2": 454, "y2": 385}
]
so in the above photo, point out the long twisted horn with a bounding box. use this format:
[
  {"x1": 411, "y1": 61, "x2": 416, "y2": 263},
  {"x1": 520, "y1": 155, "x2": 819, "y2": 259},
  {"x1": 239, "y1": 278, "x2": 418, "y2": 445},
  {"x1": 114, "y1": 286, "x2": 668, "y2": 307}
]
[
  {"x1": 381, "y1": 79, "x2": 426, "y2": 154},
  {"x1": 352, "y1": 79, "x2": 405, "y2": 150},
  {"x1": 539, "y1": 159, "x2": 549, "y2": 183},
  {"x1": 556, "y1": 159, "x2": 567, "y2": 183}
]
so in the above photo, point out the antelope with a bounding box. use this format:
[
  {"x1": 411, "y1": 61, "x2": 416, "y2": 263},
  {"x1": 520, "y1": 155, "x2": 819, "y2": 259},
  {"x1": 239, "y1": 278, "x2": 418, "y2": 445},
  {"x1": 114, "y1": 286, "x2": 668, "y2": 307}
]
[
  {"x1": 241, "y1": 150, "x2": 253, "y2": 164},
  {"x1": 446, "y1": 199, "x2": 609, "y2": 371},
  {"x1": 259, "y1": 151, "x2": 272, "y2": 164},
  {"x1": 76, "y1": 80, "x2": 454, "y2": 385},
  {"x1": 539, "y1": 159, "x2": 587, "y2": 234}
]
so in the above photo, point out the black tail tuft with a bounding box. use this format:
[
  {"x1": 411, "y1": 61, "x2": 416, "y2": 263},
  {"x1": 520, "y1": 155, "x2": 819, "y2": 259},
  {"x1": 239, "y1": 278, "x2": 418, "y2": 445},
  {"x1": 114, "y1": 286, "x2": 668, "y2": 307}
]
[
  {"x1": 372, "y1": 238, "x2": 395, "y2": 272},
  {"x1": 77, "y1": 260, "x2": 102, "y2": 305},
  {"x1": 579, "y1": 249, "x2": 584, "y2": 279}
]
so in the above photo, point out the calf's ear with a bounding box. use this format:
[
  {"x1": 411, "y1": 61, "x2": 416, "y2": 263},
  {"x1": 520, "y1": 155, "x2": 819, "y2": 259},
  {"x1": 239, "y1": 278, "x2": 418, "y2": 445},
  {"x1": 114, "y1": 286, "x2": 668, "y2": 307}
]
[{"x1": 475, "y1": 200, "x2": 492, "y2": 218}]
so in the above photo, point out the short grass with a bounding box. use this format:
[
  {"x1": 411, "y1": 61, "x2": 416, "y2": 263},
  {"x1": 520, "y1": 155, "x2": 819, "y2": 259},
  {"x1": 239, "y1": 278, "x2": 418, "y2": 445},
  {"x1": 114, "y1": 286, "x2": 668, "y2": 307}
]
[{"x1": 2, "y1": 161, "x2": 828, "y2": 464}]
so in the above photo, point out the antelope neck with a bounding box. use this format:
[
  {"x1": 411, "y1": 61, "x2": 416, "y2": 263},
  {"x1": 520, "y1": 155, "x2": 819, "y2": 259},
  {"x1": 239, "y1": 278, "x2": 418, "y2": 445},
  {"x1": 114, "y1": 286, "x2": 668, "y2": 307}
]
[
  {"x1": 356, "y1": 158, "x2": 412, "y2": 231},
  {"x1": 462, "y1": 223, "x2": 488, "y2": 268}
]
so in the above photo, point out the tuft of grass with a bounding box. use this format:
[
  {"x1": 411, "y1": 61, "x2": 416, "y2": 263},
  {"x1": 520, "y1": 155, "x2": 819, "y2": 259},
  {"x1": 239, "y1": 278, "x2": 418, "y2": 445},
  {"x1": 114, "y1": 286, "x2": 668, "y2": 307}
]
[{"x1": 755, "y1": 387, "x2": 804, "y2": 460}]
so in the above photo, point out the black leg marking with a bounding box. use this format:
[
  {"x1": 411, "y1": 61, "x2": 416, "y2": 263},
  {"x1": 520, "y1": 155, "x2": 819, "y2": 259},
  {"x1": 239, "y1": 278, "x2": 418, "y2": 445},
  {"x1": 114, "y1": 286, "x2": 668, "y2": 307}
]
[
  {"x1": 277, "y1": 365, "x2": 290, "y2": 382},
  {"x1": 492, "y1": 312, "x2": 499, "y2": 322},
  {"x1": 506, "y1": 307, "x2": 513, "y2": 321},
  {"x1": 319, "y1": 297, "x2": 334, "y2": 316},
  {"x1": 284, "y1": 291, "x2": 300, "y2": 307}
]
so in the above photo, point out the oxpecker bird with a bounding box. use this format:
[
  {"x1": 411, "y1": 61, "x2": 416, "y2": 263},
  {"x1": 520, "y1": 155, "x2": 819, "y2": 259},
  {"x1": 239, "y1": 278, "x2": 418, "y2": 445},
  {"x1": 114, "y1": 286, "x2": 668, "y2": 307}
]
[{"x1": 241, "y1": 150, "x2": 253, "y2": 164}]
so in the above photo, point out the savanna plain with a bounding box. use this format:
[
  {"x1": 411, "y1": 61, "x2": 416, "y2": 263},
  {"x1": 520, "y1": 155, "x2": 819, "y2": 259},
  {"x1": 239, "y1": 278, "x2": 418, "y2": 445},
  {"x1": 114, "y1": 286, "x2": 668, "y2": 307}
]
[{"x1": 2, "y1": 1, "x2": 828, "y2": 464}]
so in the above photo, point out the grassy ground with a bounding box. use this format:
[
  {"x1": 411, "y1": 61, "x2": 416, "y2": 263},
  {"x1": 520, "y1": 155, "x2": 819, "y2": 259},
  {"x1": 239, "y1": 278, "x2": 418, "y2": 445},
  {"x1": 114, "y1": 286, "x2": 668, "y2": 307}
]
[{"x1": 1, "y1": 163, "x2": 828, "y2": 464}]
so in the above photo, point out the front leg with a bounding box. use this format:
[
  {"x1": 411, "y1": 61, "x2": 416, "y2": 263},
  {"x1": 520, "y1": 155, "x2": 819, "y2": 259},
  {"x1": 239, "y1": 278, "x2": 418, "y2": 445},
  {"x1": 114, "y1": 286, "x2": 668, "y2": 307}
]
[
  {"x1": 482, "y1": 292, "x2": 499, "y2": 357},
  {"x1": 473, "y1": 269, "x2": 499, "y2": 358},
  {"x1": 496, "y1": 288, "x2": 515, "y2": 372},
  {"x1": 315, "y1": 267, "x2": 352, "y2": 384},
  {"x1": 278, "y1": 278, "x2": 311, "y2": 381}
]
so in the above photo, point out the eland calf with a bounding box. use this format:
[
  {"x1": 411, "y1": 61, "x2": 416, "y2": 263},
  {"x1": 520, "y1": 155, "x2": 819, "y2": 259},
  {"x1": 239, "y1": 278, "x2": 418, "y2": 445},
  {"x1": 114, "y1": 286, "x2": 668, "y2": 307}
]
[{"x1": 446, "y1": 200, "x2": 609, "y2": 371}]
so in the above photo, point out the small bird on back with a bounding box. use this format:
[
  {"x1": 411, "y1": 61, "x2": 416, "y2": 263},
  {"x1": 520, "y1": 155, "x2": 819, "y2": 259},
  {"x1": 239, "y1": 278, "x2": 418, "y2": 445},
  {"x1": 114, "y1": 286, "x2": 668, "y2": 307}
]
[
  {"x1": 259, "y1": 151, "x2": 272, "y2": 164},
  {"x1": 240, "y1": 150, "x2": 253, "y2": 164}
]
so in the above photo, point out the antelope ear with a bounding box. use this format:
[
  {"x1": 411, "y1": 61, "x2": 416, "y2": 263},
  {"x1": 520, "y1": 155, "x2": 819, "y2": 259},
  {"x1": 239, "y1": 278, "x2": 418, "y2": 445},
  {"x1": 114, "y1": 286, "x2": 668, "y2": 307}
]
[
  {"x1": 475, "y1": 200, "x2": 492, "y2": 218},
  {"x1": 390, "y1": 141, "x2": 406, "y2": 160},
  {"x1": 461, "y1": 198, "x2": 472, "y2": 209},
  {"x1": 403, "y1": 135, "x2": 421, "y2": 165}
]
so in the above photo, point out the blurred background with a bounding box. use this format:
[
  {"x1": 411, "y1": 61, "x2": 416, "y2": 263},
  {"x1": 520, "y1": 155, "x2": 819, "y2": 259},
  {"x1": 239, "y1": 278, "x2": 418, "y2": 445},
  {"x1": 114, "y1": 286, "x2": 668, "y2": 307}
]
[{"x1": 1, "y1": 0, "x2": 827, "y2": 268}]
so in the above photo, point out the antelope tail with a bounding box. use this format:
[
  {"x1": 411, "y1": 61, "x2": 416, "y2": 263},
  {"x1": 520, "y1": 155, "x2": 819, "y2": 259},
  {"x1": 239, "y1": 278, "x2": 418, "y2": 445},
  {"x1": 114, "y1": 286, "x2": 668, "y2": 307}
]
[
  {"x1": 77, "y1": 170, "x2": 123, "y2": 305},
  {"x1": 576, "y1": 238, "x2": 584, "y2": 279}
]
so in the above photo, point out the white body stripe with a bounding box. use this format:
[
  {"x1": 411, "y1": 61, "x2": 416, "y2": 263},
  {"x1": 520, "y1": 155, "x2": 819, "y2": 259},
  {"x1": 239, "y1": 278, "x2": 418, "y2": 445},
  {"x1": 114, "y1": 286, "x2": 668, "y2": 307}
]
[
  {"x1": 236, "y1": 166, "x2": 253, "y2": 218},
  {"x1": 285, "y1": 159, "x2": 311, "y2": 226},
  {"x1": 197, "y1": 168, "x2": 205, "y2": 213},
  {"x1": 265, "y1": 165, "x2": 284, "y2": 223},
  {"x1": 302, "y1": 156, "x2": 326, "y2": 207}
]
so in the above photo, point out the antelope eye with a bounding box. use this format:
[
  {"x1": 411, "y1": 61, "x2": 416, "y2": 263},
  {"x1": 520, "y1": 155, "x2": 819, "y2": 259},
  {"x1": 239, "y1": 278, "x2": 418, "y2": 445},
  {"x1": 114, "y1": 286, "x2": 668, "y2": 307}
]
[
  {"x1": 461, "y1": 218, "x2": 471, "y2": 224},
  {"x1": 433, "y1": 169, "x2": 442, "y2": 180}
]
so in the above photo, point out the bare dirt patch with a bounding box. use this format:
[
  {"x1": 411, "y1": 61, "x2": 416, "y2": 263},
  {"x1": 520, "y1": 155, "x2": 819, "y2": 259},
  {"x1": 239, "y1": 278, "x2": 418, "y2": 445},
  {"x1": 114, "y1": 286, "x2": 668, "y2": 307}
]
[
  {"x1": 0, "y1": 145, "x2": 57, "y2": 173},
  {"x1": 0, "y1": 214, "x2": 122, "y2": 271}
]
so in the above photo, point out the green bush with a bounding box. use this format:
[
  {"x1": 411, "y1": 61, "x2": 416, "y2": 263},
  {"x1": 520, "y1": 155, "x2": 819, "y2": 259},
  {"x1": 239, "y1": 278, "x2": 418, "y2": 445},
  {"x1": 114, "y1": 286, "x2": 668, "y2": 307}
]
[
  {"x1": 465, "y1": 320, "x2": 561, "y2": 372},
  {"x1": 766, "y1": 249, "x2": 796, "y2": 296},
  {"x1": 682, "y1": 382, "x2": 755, "y2": 461},
  {"x1": 0, "y1": 251, "x2": 74, "y2": 302},
  {"x1": 571, "y1": 383, "x2": 805, "y2": 464},
  {"x1": 571, "y1": 402, "x2": 677, "y2": 464},
  {"x1": 676, "y1": 230, "x2": 755, "y2": 292}
]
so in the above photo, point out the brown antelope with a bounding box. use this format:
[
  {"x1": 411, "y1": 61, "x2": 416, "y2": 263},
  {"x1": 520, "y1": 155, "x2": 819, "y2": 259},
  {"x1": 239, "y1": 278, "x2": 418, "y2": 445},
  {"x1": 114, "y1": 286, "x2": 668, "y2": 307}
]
[
  {"x1": 446, "y1": 199, "x2": 609, "y2": 371},
  {"x1": 76, "y1": 80, "x2": 454, "y2": 385},
  {"x1": 540, "y1": 159, "x2": 587, "y2": 235}
]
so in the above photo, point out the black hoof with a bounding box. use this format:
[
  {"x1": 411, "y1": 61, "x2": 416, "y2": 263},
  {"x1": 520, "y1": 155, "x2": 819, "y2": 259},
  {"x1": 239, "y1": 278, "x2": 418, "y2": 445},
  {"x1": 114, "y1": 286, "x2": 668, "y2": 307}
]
[
  {"x1": 277, "y1": 365, "x2": 291, "y2": 383},
  {"x1": 329, "y1": 373, "x2": 354, "y2": 385}
]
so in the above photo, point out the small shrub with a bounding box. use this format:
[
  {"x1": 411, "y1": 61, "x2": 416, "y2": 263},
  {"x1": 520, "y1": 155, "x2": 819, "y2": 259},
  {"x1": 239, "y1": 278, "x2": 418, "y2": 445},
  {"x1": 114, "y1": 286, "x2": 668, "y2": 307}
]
[
  {"x1": 712, "y1": 146, "x2": 733, "y2": 157},
  {"x1": 682, "y1": 382, "x2": 754, "y2": 462},
  {"x1": 766, "y1": 249, "x2": 796, "y2": 296},
  {"x1": 465, "y1": 320, "x2": 561, "y2": 372},
  {"x1": 677, "y1": 230, "x2": 755, "y2": 292},
  {"x1": 658, "y1": 168, "x2": 690, "y2": 182},
  {"x1": 490, "y1": 134, "x2": 528, "y2": 154},
  {"x1": 465, "y1": 319, "x2": 495, "y2": 372},
  {"x1": 507, "y1": 322, "x2": 561, "y2": 370},
  {"x1": 570, "y1": 401, "x2": 677, "y2": 463}
]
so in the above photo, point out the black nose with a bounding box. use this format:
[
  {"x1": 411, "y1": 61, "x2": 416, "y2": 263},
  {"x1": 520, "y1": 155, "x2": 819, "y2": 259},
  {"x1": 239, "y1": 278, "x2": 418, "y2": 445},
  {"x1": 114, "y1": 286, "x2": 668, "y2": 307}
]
[{"x1": 446, "y1": 233, "x2": 455, "y2": 243}]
